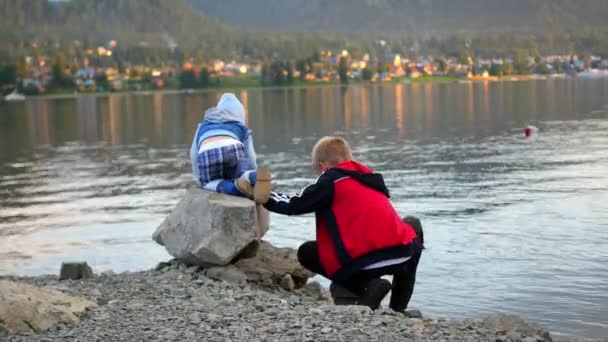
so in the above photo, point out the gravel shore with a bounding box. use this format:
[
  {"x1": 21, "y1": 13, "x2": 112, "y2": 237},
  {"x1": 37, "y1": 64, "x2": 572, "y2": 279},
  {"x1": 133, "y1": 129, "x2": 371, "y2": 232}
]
[{"x1": 1, "y1": 264, "x2": 599, "y2": 342}]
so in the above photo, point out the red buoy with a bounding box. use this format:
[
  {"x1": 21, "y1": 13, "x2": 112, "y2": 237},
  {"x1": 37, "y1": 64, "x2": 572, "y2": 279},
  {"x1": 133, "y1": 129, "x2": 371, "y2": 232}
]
[{"x1": 525, "y1": 125, "x2": 538, "y2": 138}]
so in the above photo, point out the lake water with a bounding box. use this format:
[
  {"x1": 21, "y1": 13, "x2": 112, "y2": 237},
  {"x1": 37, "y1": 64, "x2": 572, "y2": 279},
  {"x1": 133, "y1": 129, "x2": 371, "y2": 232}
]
[{"x1": 1, "y1": 78, "x2": 607, "y2": 338}]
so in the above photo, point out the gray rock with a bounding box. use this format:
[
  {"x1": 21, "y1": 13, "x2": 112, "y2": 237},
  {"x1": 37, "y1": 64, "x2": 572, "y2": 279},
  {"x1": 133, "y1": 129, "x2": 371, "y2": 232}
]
[
  {"x1": 155, "y1": 262, "x2": 171, "y2": 271},
  {"x1": 0, "y1": 280, "x2": 97, "y2": 335},
  {"x1": 152, "y1": 188, "x2": 270, "y2": 266},
  {"x1": 59, "y1": 262, "x2": 94, "y2": 280},
  {"x1": 403, "y1": 309, "x2": 424, "y2": 319},
  {"x1": 280, "y1": 274, "x2": 295, "y2": 291},
  {"x1": 302, "y1": 281, "x2": 331, "y2": 301},
  {"x1": 483, "y1": 314, "x2": 552, "y2": 342},
  {"x1": 204, "y1": 265, "x2": 248, "y2": 283},
  {"x1": 185, "y1": 266, "x2": 200, "y2": 274},
  {"x1": 234, "y1": 241, "x2": 314, "y2": 288}
]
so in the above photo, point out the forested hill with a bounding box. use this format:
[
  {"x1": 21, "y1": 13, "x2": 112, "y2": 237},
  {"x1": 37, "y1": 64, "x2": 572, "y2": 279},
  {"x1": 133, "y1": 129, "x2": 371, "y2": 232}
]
[
  {"x1": 0, "y1": 0, "x2": 236, "y2": 48},
  {"x1": 186, "y1": 0, "x2": 608, "y2": 33},
  {"x1": 1, "y1": 0, "x2": 607, "y2": 62}
]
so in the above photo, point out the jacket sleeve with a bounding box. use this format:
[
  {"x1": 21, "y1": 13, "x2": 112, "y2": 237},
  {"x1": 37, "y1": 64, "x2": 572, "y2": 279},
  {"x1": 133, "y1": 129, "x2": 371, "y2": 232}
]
[
  {"x1": 244, "y1": 133, "x2": 257, "y2": 169},
  {"x1": 264, "y1": 174, "x2": 333, "y2": 216}
]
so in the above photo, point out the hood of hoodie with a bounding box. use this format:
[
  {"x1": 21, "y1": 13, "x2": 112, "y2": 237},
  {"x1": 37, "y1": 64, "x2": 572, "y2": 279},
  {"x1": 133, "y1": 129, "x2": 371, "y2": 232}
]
[
  {"x1": 203, "y1": 93, "x2": 246, "y2": 125},
  {"x1": 329, "y1": 160, "x2": 390, "y2": 198}
]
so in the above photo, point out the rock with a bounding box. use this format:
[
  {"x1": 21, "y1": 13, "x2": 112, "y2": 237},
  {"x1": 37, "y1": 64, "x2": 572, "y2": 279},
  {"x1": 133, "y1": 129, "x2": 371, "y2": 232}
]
[
  {"x1": 234, "y1": 241, "x2": 314, "y2": 288},
  {"x1": 185, "y1": 266, "x2": 200, "y2": 274},
  {"x1": 403, "y1": 309, "x2": 424, "y2": 319},
  {"x1": 155, "y1": 262, "x2": 171, "y2": 271},
  {"x1": 482, "y1": 314, "x2": 552, "y2": 342},
  {"x1": 316, "y1": 304, "x2": 373, "y2": 316},
  {"x1": 59, "y1": 262, "x2": 94, "y2": 280},
  {"x1": 280, "y1": 274, "x2": 295, "y2": 291},
  {"x1": 302, "y1": 281, "x2": 331, "y2": 301},
  {"x1": 100, "y1": 270, "x2": 115, "y2": 277},
  {"x1": 0, "y1": 280, "x2": 97, "y2": 335},
  {"x1": 152, "y1": 188, "x2": 270, "y2": 266},
  {"x1": 204, "y1": 265, "x2": 248, "y2": 283},
  {"x1": 232, "y1": 240, "x2": 260, "y2": 262}
]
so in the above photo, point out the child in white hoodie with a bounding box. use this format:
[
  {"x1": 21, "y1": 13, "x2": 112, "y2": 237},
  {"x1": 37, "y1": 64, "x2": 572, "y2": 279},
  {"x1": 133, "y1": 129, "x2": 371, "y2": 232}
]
[{"x1": 189, "y1": 93, "x2": 270, "y2": 203}]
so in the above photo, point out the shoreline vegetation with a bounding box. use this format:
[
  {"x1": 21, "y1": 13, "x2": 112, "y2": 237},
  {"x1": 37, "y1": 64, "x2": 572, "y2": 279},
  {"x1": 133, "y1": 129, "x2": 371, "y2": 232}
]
[{"x1": 16, "y1": 74, "x2": 573, "y2": 101}]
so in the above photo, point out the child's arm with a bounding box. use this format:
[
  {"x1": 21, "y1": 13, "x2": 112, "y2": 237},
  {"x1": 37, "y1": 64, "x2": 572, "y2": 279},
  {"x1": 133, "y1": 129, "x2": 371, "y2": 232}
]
[{"x1": 264, "y1": 175, "x2": 333, "y2": 216}]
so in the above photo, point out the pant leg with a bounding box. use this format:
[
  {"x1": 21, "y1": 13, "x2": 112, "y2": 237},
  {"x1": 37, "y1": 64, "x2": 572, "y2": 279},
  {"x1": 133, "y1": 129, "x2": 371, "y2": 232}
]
[
  {"x1": 403, "y1": 216, "x2": 424, "y2": 249},
  {"x1": 389, "y1": 251, "x2": 421, "y2": 312},
  {"x1": 297, "y1": 241, "x2": 326, "y2": 277}
]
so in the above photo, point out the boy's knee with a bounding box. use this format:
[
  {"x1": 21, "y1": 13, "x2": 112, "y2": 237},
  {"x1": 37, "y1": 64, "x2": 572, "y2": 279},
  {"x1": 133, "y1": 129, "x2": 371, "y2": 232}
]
[
  {"x1": 297, "y1": 241, "x2": 317, "y2": 265},
  {"x1": 402, "y1": 216, "x2": 424, "y2": 248}
]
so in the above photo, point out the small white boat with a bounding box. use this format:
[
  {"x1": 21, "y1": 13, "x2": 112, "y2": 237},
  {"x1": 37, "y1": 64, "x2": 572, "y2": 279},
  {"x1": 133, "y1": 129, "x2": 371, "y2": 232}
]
[
  {"x1": 4, "y1": 90, "x2": 26, "y2": 101},
  {"x1": 577, "y1": 69, "x2": 608, "y2": 79}
]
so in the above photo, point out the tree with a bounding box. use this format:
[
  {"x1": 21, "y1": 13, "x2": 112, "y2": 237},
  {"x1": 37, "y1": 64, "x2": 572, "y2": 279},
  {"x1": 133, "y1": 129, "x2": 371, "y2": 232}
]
[
  {"x1": 513, "y1": 49, "x2": 530, "y2": 74},
  {"x1": 286, "y1": 62, "x2": 294, "y2": 84},
  {"x1": 260, "y1": 63, "x2": 271, "y2": 86},
  {"x1": 502, "y1": 62, "x2": 514, "y2": 75},
  {"x1": 336, "y1": 56, "x2": 348, "y2": 84},
  {"x1": 270, "y1": 61, "x2": 286, "y2": 86},
  {"x1": 489, "y1": 63, "x2": 503, "y2": 76},
  {"x1": 95, "y1": 72, "x2": 109, "y2": 91},
  {"x1": 0, "y1": 65, "x2": 17, "y2": 86},
  {"x1": 437, "y1": 58, "x2": 448, "y2": 74},
  {"x1": 362, "y1": 67, "x2": 373, "y2": 81},
  {"x1": 536, "y1": 63, "x2": 551, "y2": 75},
  {"x1": 179, "y1": 69, "x2": 198, "y2": 89},
  {"x1": 199, "y1": 67, "x2": 210, "y2": 87},
  {"x1": 50, "y1": 52, "x2": 72, "y2": 89},
  {"x1": 296, "y1": 59, "x2": 307, "y2": 81}
]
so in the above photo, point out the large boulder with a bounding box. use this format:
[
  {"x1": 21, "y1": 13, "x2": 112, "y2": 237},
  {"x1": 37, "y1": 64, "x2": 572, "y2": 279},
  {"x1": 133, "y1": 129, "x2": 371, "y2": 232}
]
[
  {"x1": 0, "y1": 280, "x2": 97, "y2": 336},
  {"x1": 153, "y1": 188, "x2": 270, "y2": 267}
]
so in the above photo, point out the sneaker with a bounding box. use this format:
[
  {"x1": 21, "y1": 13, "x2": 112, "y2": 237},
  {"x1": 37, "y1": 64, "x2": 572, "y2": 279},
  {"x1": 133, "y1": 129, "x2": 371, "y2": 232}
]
[
  {"x1": 253, "y1": 168, "x2": 272, "y2": 204},
  {"x1": 234, "y1": 178, "x2": 254, "y2": 199},
  {"x1": 358, "y1": 278, "x2": 392, "y2": 310},
  {"x1": 330, "y1": 282, "x2": 360, "y2": 305}
]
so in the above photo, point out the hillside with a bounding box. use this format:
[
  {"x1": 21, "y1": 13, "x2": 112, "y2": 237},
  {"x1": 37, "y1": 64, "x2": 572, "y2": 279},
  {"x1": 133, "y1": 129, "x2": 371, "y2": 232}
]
[
  {"x1": 186, "y1": 0, "x2": 608, "y2": 33},
  {"x1": 0, "y1": 0, "x2": 357, "y2": 61},
  {"x1": 0, "y1": 0, "x2": 236, "y2": 49}
]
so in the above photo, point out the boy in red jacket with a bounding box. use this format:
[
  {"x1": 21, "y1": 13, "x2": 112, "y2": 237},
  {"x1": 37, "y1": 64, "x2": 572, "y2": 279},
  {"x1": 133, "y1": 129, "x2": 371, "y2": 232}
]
[{"x1": 262, "y1": 136, "x2": 424, "y2": 311}]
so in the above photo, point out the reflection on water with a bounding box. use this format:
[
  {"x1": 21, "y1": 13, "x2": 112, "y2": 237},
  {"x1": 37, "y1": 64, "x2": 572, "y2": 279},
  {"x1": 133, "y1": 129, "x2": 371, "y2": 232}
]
[{"x1": 1, "y1": 78, "x2": 608, "y2": 338}]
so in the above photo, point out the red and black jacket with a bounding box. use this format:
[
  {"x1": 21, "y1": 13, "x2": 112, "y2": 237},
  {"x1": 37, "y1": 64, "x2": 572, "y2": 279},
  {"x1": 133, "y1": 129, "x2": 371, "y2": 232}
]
[{"x1": 264, "y1": 160, "x2": 419, "y2": 282}]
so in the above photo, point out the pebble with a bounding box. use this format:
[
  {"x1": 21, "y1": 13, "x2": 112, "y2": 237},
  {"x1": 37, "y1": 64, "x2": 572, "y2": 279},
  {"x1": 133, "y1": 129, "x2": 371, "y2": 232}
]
[{"x1": 2, "y1": 269, "x2": 556, "y2": 342}]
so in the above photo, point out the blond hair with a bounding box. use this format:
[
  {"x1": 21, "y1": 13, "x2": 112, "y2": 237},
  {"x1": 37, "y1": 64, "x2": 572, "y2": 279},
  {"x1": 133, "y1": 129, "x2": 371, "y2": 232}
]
[{"x1": 312, "y1": 136, "x2": 353, "y2": 172}]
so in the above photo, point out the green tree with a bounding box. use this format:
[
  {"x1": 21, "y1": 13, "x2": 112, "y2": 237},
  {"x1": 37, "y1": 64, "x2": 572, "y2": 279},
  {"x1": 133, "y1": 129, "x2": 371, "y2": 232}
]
[
  {"x1": 296, "y1": 59, "x2": 307, "y2": 81},
  {"x1": 513, "y1": 49, "x2": 530, "y2": 74},
  {"x1": 338, "y1": 56, "x2": 349, "y2": 84},
  {"x1": 489, "y1": 63, "x2": 503, "y2": 76},
  {"x1": 15, "y1": 59, "x2": 29, "y2": 79},
  {"x1": 95, "y1": 72, "x2": 109, "y2": 91},
  {"x1": 361, "y1": 67, "x2": 373, "y2": 81},
  {"x1": 437, "y1": 58, "x2": 448, "y2": 74},
  {"x1": 51, "y1": 51, "x2": 75, "y2": 89},
  {"x1": 286, "y1": 62, "x2": 294, "y2": 84},
  {"x1": 199, "y1": 67, "x2": 210, "y2": 87},
  {"x1": 270, "y1": 61, "x2": 286, "y2": 86},
  {"x1": 179, "y1": 69, "x2": 198, "y2": 89},
  {"x1": 0, "y1": 65, "x2": 17, "y2": 86},
  {"x1": 536, "y1": 63, "x2": 551, "y2": 75},
  {"x1": 502, "y1": 62, "x2": 514, "y2": 75}
]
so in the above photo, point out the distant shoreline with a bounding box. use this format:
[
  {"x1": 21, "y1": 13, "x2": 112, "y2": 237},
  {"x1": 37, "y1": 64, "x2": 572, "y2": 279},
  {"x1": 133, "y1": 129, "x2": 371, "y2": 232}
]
[{"x1": 9, "y1": 74, "x2": 580, "y2": 101}]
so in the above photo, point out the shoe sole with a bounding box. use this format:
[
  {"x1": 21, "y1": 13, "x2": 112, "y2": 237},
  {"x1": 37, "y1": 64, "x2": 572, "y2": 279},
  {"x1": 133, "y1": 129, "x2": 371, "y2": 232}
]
[{"x1": 254, "y1": 168, "x2": 272, "y2": 204}]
